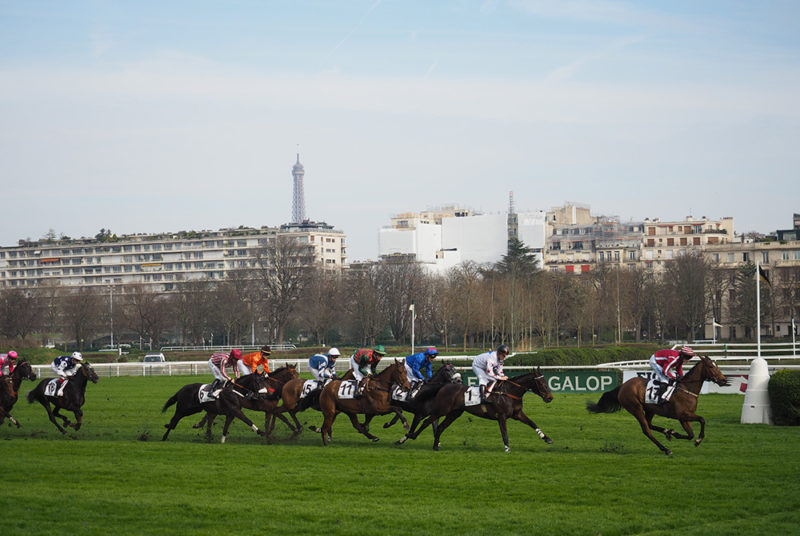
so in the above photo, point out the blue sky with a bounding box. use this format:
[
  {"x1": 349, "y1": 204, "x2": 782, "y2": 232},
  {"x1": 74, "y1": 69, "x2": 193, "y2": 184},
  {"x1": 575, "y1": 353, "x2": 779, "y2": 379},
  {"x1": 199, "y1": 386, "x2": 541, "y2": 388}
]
[{"x1": 2, "y1": 1, "x2": 799, "y2": 260}]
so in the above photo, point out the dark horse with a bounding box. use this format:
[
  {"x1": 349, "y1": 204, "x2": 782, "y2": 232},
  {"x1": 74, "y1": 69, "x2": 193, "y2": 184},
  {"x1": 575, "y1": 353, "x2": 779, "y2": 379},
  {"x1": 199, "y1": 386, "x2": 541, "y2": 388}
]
[
  {"x1": 587, "y1": 355, "x2": 729, "y2": 455},
  {"x1": 414, "y1": 368, "x2": 554, "y2": 452},
  {"x1": 374, "y1": 362, "x2": 463, "y2": 444},
  {"x1": 317, "y1": 360, "x2": 411, "y2": 446},
  {"x1": 27, "y1": 362, "x2": 99, "y2": 434},
  {"x1": 192, "y1": 365, "x2": 299, "y2": 439},
  {"x1": 162, "y1": 372, "x2": 275, "y2": 443},
  {"x1": 1, "y1": 359, "x2": 38, "y2": 428}
]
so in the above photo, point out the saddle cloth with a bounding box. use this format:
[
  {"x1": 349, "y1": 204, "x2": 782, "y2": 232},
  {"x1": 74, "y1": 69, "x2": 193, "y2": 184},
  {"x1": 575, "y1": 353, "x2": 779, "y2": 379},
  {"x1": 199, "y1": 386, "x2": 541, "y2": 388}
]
[
  {"x1": 391, "y1": 385, "x2": 409, "y2": 402},
  {"x1": 44, "y1": 378, "x2": 61, "y2": 397},
  {"x1": 644, "y1": 379, "x2": 676, "y2": 404},
  {"x1": 198, "y1": 384, "x2": 215, "y2": 404},
  {"x1": 337, "y1": 380, "x2": 357, "y2": 399},
  {"x1": 464, "y1": 386, "x2": 482, "y2": 406},
  {"x1": 300, "y1": 380, "x2": 320, "y2": 399}
]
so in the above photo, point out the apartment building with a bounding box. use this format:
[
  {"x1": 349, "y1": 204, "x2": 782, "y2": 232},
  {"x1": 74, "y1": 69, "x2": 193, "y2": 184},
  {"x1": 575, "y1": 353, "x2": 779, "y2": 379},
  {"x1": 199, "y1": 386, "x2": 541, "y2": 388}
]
[
  {"x1": 641, "y1": 216, "x2": 735, "y2": 271},
  {"x1": 0, "y1": 222, "x2": 346, "y2": 292}
]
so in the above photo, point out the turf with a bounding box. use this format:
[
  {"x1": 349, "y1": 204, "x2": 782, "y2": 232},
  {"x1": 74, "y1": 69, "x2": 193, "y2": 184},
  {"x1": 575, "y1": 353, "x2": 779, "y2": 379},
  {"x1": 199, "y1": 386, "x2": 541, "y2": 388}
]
[{"x1": 2, "y1": 376, "x2": 799, "y2": 535}]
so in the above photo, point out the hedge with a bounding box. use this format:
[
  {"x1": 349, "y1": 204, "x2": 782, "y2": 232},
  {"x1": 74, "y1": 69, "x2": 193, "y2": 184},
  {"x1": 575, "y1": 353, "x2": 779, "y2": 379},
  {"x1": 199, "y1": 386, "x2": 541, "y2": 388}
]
[
  {"x1": 509, "y1": 346, "x2": 658, "y2": 367},
  {"x1": 768, "y1": 369, "x2": 800, "y2": 426}
]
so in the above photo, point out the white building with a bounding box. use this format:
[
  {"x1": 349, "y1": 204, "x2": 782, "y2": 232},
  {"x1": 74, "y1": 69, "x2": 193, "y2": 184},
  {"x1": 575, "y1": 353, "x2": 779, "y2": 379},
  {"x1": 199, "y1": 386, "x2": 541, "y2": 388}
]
[{"x1": 378, "y1": 207, "x2": 546, "y2": 271}]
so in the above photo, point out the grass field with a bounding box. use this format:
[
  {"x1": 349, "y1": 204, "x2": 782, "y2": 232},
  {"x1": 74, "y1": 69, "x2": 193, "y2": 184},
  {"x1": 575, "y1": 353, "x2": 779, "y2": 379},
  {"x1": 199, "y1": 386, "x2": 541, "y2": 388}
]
[{"x1": 2, "y1": 375, "x2": 799, "y2": 536}]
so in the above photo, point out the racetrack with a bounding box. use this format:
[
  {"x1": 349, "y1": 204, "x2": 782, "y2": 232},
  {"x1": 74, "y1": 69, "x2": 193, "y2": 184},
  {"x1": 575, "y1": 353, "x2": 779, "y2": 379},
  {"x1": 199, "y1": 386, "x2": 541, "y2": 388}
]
[{"x1": 2, "y1": 375, "x2": 798, "y2": 535}]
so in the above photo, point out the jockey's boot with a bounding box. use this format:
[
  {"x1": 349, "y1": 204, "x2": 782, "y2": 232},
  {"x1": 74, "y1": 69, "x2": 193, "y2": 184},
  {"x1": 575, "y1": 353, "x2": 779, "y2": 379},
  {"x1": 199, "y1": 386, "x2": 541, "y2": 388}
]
[
  {"x1": 209, "y1": 379, "x2": 221, "y2": 398},
  {"x1": 355, "y1": 379, "x2": 365, "y2": 398},
  {"x1": 479, "y1": 384, "x2": 487, "y2": 402},
  {"x1": 57, "y1": 377, "x2": 68, "y2": 396}
]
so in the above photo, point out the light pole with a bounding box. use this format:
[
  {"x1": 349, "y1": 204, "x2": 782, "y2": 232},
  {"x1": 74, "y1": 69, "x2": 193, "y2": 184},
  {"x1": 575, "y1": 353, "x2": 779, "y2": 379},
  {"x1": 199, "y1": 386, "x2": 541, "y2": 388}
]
[
  {"x1": 409, "y1": 301, "x2": 416, "y2": 354},
  {"x1": 109, "y1": 284, "x2": 114, "y2": 348}
]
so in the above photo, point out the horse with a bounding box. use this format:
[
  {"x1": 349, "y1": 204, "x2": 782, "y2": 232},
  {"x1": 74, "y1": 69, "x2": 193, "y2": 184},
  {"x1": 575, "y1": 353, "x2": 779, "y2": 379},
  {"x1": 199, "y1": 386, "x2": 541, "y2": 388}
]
[
  {"x1": 317, "y1": 360, "x2": 411, "y2": 446},
  {"x1": 414, "y1": 368, "x2": 554, "y2": 452},
  {"x1": 1, "y1": 359, "x2": 38, "y2": 428},
  {"x1": 268, "y1": 368, "x2": 357, "y2": 437},
  {"x1": 372, "y1": 362, "x2": 463, "y2": 444},
  {"x1": 192, "y1": 365, "x2": 299, "y2": 438},
  {"x1": 161, "y1": 372, "x2": 274, "y2": 443},
  {"x1": 26, "y1": 361, "x2": 99, "y2": 434},
  {"x1": 586, "y1": 354, "x2": 730, "y2": 455}
]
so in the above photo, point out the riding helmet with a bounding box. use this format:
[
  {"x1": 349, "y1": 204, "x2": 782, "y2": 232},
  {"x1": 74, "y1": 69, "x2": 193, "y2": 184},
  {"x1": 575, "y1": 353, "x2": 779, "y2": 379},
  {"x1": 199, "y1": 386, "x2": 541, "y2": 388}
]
[
  {"x1": 680, "y1": 346, "x2": 695, "y2": 358},
  {"x1": 328, "y1": 347, "x2": 341, "y2": 357},
  {"x1": 230, "y1": 349, "x2": 242, "y2": 359},
  {"x1": 373, "y1": 345, "x2": 386, "y2": 356},
  {"x1": 7, "y1": 350, "x2": 17, "y2": 359},
  {"x1": 71, "y1": 352, "x2": 83, "y2": 361},
  {"x1": 424, "y1": 346, "x2": 438, "y2": 357},
  {"x1": 496, "y1": 344, "x2": 511, "y2": 356}
]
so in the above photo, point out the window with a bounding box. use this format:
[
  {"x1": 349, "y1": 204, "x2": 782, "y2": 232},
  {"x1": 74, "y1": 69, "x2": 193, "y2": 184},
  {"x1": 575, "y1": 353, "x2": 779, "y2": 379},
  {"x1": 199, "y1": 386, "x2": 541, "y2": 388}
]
[
  {"x1": 761, "y1": 251, "x2": 769, "y2": 263},
  {"x1": 614, "y1": 251, "x2": 620, "y2": 261},
  {"x1": 680, "y1": 238, "x2": 687, "y2": 246},
  {"x1": 742, "y1": 252, "x2": 749, "y2": 262},
  {"x1": 782, "y1": 251, "x2": 790, "y2": 261},
  {"x1": 667, "y1": 238, "x2": 674, "y2": 246},
  {"x1": 728, "y1": 253, "x2": 735, "y2": 263},
  {"x1": 646, "y1": 239, "x2": 655, "y2": 247},
  {"x1": 712, "y1": 253, "x2": 720, "y2": 263},
  {"x1": 629, "y1": 251, "x2": 636, "y2": 261},
  {"x1": 693, "y1": 237, "x2": 700, "y2": 245}
]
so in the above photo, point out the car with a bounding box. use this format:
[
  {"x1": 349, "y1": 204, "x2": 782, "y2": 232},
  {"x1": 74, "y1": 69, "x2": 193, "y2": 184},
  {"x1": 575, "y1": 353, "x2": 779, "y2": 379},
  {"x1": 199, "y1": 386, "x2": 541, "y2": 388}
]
[{"x1": 143, "y1": 353, "x2": 166, "y2": 363}]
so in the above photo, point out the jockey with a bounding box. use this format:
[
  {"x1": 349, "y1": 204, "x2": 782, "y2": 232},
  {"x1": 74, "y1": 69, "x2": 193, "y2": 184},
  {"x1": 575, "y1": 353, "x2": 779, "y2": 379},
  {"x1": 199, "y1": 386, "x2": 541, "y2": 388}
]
[
  {"x1": 405, "y1": 346, "x2": 438, "y2": 387},
  {"x1": 0, "y1": 350, "x2": 19, "y2": 398},
  {"x1": 649, "y1": 346, "x2": 695, "y2": 403},
  {"x1": 208, "y1": 349, "x2": 242, "y2": 397},
  {"x1": 350, "y1": 345, "x2": 386, "y2": 397},
  {"x1": 238, "y1": 345, "x2": 271, "y2": 377},
  {"x1": 51, "y1": 352, "x2": 83, "y2": 396},
  {"x1": 308, "y1": 348, "x2": 341, "y2": 386},
  {"x1": 472, "y1": 345, "x2": 510, "y2": 401}
]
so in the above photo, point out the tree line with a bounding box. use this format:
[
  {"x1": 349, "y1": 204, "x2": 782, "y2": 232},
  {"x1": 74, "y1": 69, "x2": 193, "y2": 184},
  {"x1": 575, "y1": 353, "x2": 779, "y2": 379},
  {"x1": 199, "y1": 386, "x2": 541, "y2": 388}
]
[{"x1": 1, "y1": 238, "x2": 798, "y2": 351}]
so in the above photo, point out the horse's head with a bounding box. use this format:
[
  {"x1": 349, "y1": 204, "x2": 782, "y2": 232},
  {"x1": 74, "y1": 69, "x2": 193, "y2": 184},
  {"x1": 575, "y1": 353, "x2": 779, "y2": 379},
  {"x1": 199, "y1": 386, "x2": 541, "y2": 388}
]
[
  {"x1": 527, "y1": 367, "x2": 553, "y2": 403},
  {"x1": 271, "y1": 364, "x2": 300, "y2": 383},
  {"x1": 15, "y1": 360, "x2": 37, "y2": 381},
  {"x1": 699, "y1": 355, "x2": 729, "y2": 387},
  {"x1": 437, "y1": 362, "x2": 462, "y2": 384},
  {"x1": 390, "y1": 359, "x2": 411, "y2": 390},
  {"x1": 82, "y1": 362, "x2": 99, "y2": 384}
]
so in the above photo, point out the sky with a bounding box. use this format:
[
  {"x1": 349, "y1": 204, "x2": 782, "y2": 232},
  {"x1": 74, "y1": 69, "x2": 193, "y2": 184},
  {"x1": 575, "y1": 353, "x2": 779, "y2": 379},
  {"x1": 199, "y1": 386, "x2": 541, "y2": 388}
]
[{"x1": 1, "y1": 0, "x2": 799, "y2": 261}]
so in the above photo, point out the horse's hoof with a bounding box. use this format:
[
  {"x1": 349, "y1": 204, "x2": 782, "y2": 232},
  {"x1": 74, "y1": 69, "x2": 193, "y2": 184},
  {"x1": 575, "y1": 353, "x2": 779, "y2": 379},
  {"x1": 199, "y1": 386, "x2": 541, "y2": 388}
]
[
  {"x1": 544, "y1": 437, "x2": 553, "y2": 444},
  {"x1": 664, "y1": 449, "x2": 672, "y2": 456},
  {"x1": 504, "y1": 446, "x2": 510, "y2": 453},
  {"x1": 665, "y1": 429, "x2": 674, "y2": 441},
  {"x1": 371, "y1": 437, "x2": 380, "y2": 442},
  {"x1": 694, "y1": 439, "x2": 702, "y2": 447}
]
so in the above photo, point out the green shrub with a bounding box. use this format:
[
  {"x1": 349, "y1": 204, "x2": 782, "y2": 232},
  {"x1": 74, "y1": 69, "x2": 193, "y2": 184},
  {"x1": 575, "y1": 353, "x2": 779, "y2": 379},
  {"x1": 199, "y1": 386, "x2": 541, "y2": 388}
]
[
  {"x1": 511, "y1": 346, "x2": 657, "y2": 367},
  {"x1": 768, "y1": 369, "x2": 800, "y2": 426}
]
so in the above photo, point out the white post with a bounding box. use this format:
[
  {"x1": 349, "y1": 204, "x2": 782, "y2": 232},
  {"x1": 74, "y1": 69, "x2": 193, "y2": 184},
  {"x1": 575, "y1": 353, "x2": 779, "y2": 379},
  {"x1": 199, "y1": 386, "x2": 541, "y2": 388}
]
[
  {"x1": 793, "y1": 318, "x2": 796, "y2": 356},
  {"x1": 712, "y1": 318, "x2": 716, "y2": 345},
  {"x1": 409, "y1": 301, "x2": 416, "y2": 354},
  {"x1": 756, "y1": 260, "x2": 761, "y2": 358},
  {"x1": 109, "y1": 285, "x2": 114, "y2": 348}
]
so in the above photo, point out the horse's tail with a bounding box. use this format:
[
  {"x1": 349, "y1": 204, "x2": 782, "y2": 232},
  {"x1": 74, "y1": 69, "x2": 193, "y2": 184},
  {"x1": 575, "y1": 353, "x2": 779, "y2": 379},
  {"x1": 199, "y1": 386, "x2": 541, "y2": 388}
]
[
  {"x1": 26, "y1": 382, "x2": 42, "y2": 404},
  {"x1": 162, "y1": 392, "x2": 179, "y2": 413},
  {"x1": 586, "y1": 386, "x2": 622, "y2": 414}
]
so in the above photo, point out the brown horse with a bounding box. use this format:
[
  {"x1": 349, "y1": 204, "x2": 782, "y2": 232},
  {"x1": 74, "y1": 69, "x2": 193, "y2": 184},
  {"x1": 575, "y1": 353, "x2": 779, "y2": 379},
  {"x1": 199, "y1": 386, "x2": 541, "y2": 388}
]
[
  {"x1": 268, "y1": 369, "x2": 356, "y2": 437},
  {"x1": 192, "y1": 364, "x2": 299, "y2": 439},
  {"x1": 317, "y1": 360, "x2": 410, "y2": 446},
  {"x1": 587, "y1": 354, "x2": 729, "y2": 455},
  {"x1": 416, "y1": 368, "x2": 553, "y2": 452},
  {"x1": 1, "y1": 359, "x2": 37, "y2": 428}
]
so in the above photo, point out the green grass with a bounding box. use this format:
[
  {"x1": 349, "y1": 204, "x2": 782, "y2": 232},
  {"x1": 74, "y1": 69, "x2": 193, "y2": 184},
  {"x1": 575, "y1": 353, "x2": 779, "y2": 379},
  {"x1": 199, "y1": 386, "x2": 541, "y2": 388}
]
[{"x1": 2, "y1": 376, "x2": 799, "y2": 535}]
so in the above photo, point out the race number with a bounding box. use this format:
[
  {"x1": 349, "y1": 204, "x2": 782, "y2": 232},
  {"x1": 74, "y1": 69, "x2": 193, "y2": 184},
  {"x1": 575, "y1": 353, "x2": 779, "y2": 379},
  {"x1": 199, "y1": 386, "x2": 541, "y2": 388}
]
[
  {"x1": 300, "y1": 380, "x2": 318, "y2": 399},
  {"x1": 337, "y1": 381, "x2": 356, "y2": 399},
  {"x1": 464, "y1": 386, "x2": 482, "y2": 406},
  {"x1": 391, "y1": 385, "x2": 408, "y2": 402}
]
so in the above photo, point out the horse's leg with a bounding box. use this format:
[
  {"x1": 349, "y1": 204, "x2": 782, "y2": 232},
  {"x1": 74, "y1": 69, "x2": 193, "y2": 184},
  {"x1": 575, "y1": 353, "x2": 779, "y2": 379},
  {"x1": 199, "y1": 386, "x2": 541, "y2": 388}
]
[
  {"x1": 361, "y1": 414, "x2": 374, "y2": 432},
  {"x1": 497, "y1": 415, "x2": 511, "y2": 453},
  {"x1": 432, "y1": 410, "x2": 463, "y2": 451},
  {"x1": 72, "y1": 408, "x2": 83, "y2": 431},
  {"x1": 52, "y1": 407, "x2": 71, "y2": 428},
  {"x1": 391, "y1": 407, "x2": 410, "y2": 431},
  {"x1": 225, "y1": 406, "x2": 263, "y2": 441},
  {"x1": 43, "y1": 401, "x2": 67, "y2": 434},
  {"x1": 193, "y1": 413, "x2": 208, "y2": 429},
  {"x1": 272, "y1": 412, "x2": 299, "y2": 434},
  {"x1": 383, "y1": 412, "x2": 401, "y2": 429},
  {"x1": 512, "y1": 409, "x2": 553, "y2": 445},
  {"x1": 405, "y1": 415, "x2": 436, "y2": 441},
  {"x1": 162, "y1": 406, "x2": 187, "y2": 441},
  {"x1": 320, "y1": 410, "x2": 337, "y2": 446},
  {"x1": 220, "y1": 415, "x2": 235, "y2": 444},
  {"x1": 205, "y1": 413, "x2": 217, "y2": 441},
  {"x1": 629, "y1": 405, "x2": 672, "y2": 455},
  {"x1": 348, "y1": 412, "x2": 380, "y2": 442},
  {"x1": 395, "y1": 413, "x2": 424, "y2": 444}
]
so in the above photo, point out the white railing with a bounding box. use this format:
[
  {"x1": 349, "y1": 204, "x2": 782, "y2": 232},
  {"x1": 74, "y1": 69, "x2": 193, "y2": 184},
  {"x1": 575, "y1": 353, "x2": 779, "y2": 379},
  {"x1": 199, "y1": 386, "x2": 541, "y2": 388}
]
[{"x1": 159, "y1": 344, "x2": 297, "y2": 352}]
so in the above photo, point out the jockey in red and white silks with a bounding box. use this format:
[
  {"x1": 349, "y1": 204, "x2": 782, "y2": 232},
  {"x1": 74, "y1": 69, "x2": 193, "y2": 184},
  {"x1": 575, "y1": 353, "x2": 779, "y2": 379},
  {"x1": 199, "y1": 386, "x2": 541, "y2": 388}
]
[{"x1": 649, "y1": 346, "x2": 695, "y2": 383}]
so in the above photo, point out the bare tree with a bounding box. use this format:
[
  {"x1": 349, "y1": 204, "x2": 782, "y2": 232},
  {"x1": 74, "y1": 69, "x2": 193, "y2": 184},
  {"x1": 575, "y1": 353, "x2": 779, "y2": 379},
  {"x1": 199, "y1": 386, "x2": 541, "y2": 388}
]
[
  {"x1": 252, "y1": 236, "x2": 315, "y2": 342},
  {"x1": 345, "y1": 264, "x2": 386, "y2": 346},
  {"x1": 173, "y1": 279, "x2": 214, "y2": 345},
  {"x1": 296, "y1": 267, "x2": 343, "y2": 345},
  {"x1": 662, "y1": 252, "x2": 710, "y2": 341},
  {"x1": 117, "y1": 284, "x2": 173, "y2": 349},
  {"x1": 378, "y1": 261, "x2": 425, "y2": 344},
  {"x1": 0, "y1": 288, "x2": 43, "y2": 340},
  {"x1": 60, "y1": 288, "x2": 102, "y2": 350}
]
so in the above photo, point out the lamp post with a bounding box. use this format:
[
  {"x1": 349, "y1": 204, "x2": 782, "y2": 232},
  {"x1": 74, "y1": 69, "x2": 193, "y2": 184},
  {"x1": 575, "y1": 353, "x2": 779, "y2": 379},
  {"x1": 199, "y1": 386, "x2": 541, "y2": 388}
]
[
  {"x1": 109, "y1": 284, "x2": 114, "y2": 349},
  {"x1": 409, "y1": 301, "x2": 416, "y2": 354}
]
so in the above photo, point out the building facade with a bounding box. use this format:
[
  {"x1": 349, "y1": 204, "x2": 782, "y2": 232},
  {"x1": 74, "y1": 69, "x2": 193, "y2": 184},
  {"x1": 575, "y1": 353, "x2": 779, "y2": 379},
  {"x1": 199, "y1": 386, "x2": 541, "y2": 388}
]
[{"x1": 0, "y1": 223, "x2": 346, "y2": 292}]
